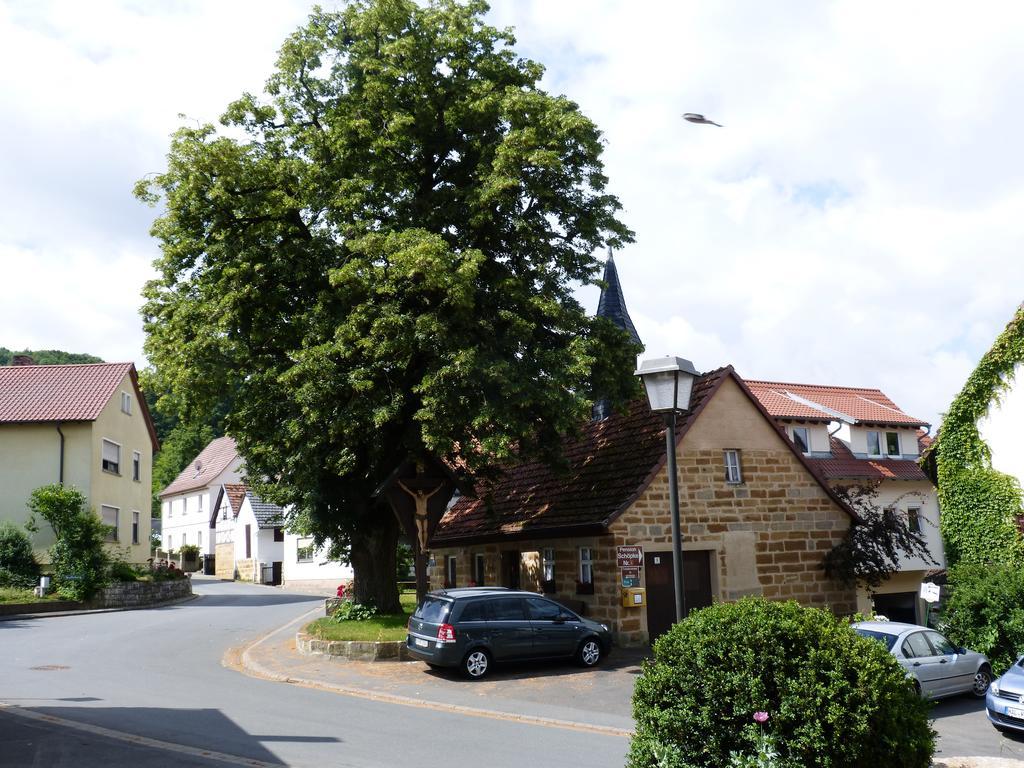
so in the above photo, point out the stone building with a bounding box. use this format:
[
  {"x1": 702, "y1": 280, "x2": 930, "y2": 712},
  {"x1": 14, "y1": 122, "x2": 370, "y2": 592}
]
[{"x1": 429, "y1": 366, "x2": 859, "y2": 647}]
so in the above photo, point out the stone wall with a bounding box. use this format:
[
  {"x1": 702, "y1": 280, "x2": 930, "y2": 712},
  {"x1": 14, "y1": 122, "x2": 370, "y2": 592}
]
[
  {"x1": 236, "y1": 558, "x2": 257, "y2": 583},
  {"x1": 91, "y1": 578, "x2": 192, "y2": 609}
]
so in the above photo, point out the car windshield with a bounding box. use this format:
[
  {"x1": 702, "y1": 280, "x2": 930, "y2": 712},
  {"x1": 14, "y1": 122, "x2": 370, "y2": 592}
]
[
  {"x1": 413, "y1": 596, "x2": 451, "y2": 623},
  {"x1": 854, "y1": 628, "x2": 899, "y2": 651}
]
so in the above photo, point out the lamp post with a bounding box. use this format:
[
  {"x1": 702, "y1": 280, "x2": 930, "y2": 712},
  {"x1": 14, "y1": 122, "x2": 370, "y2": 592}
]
[{"x1": 635, "y1": 356, "x2": 699, "y2": 622}]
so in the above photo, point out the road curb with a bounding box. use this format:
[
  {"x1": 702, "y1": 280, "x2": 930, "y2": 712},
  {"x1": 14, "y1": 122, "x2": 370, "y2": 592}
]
[
  {"x1": 0, "y1": 592, "x2": 199, "y2": 622},
  {"x1": 235, "y1": 608, "x2": 633, "y2": 739}
]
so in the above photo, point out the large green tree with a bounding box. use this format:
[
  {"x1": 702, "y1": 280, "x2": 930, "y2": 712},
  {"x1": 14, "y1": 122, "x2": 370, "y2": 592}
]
[{"x1": 138, "y1": 0, "x2": 637, "y2": 610}]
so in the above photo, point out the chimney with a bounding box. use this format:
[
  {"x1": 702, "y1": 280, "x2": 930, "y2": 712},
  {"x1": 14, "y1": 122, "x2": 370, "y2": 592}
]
[{"x1": 11, "y1": 354, "x2": 35, "y2": 366}]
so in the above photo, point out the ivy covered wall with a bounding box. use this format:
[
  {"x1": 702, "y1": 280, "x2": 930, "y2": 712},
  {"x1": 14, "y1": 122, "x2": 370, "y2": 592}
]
[{"x1": 934, "y1": 305, "x2": 1024, "y2": 566}]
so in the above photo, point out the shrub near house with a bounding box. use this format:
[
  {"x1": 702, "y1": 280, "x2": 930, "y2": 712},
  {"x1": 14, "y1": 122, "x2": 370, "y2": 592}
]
[{"x1": 628, "y1": 599, "x2": 934, "y2": 768}]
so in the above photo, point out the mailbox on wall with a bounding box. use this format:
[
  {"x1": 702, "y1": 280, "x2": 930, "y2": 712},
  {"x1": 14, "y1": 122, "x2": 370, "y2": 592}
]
[{"x1": 622, "y1": 587, "x2": 646, "y2": 608}]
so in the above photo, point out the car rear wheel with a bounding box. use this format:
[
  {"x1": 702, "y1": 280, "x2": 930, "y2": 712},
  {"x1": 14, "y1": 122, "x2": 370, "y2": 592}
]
[
  {"x1": 972, "y1": 665, "x2": 992, "y2": 698},
  {"x1": 577, "y1": 638, "x2": 602, "y2": 667},
  {"x1": 463, "y1": 649, "x2": 491, "y2": 680}
]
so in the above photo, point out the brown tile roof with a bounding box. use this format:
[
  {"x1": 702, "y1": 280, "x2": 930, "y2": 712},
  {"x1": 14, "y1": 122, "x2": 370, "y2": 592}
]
[
  {"x1": 807, "y1": 436, "x2": 930, "y2": 482},
  {"x1": 0, "y1": 362, "x2": 159, "y2": 449},
  {"x1": 433, "y1": 368, "x2": 855, "y2": 546},
  {"x1": 746, "y1": 379, "x2": 928, "y2": 427},
  {"x1": 160, "y1": 436, "x2": 239, "y2": 498},
  {"x1": 223, "y1": 483, "x2": 247, "y2": 518}
]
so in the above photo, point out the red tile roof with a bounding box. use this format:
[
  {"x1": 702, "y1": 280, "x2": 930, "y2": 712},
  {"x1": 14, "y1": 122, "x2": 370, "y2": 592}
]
[
  {"x1": 745, "y1": 379, "x2": 928, "y2": 427},
  {"x1": 433, "y1": 368, "x2": 855, "y2": 546},
  {"x1": 807, "y1": 436, "x2": 930, "y2": 482},
  {"x1": 160, "y1": 436, "x2": 240, "y2": 497},
  {"x1": 223, "y1": 483, "x2": 247, "y2": 518},
  {"x1": 0, "y1": 362, "x2": 159, "y2": 449}
]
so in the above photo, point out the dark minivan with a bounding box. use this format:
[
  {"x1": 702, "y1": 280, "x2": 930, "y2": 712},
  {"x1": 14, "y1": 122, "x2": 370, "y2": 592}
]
[{"x1": 406, "y1": 588, "x2": 613, "y2": 679}]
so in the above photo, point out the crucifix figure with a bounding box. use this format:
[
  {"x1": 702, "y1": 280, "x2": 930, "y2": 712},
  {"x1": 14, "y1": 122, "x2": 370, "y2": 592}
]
[{"x1": 397, "y1": 480, "x2": 444, "y2": 553}]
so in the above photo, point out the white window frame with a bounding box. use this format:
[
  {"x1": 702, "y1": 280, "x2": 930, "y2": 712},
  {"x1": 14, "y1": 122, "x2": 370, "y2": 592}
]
[
  {"x1": 131, "y1": 511, "x2": 140, "y2": 544},
  {"x1": 166, "y1": 533, "x2": 172, "y2": 550},
  {"x1": 542, "y1": 547, "x2": 555, "y2": 582},
  {"x1": 866, "y1": 430, "x2": 882, "y2": 457},
  {"x1": 907, "y1": 505, "x2": 922, "y2": 534},
  {"x1": 885, "y1": 431, "x2": 901, "y2": 457},
  {"x1": 132, "y1": 451, "x2": 141, "y2": 482},
  {"x1": 101, "y1": 505, "x2": 119, "y2": 542},
  {"x1": 101, "y1": 438, "x2": 121, "y2": 475},
  {"x1": 791, "y1": 427, "x2": 810, "y2": 454},
  {"x1": 197, "y1": 530, "x2": 202, "y2": 548},
  {"x1": 121, "y1": 391, "x2": 132, "y2": 414},
  {"x1": 579, "y1": 547, "x2": 594, "y2": 585},
  {"x1": 296, "y1": 537, "x2": 315, "y2": 563},
  {"x1": 445, "y1": 555, "x2": 458, "y2": 587},
  {"x1": 724, "y1": 449, "x2": 742, "y2": 484}
]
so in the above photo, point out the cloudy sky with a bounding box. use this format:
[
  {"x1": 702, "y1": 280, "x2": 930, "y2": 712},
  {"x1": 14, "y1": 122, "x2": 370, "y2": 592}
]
[{"x1": 1, "y1": 1, "x2": 1021, "y2": 472}]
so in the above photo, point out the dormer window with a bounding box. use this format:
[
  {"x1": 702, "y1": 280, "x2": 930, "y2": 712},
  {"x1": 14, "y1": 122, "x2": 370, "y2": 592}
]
[
  {"x1": 866, "y1": 431, "x2": 882, "y2": 457},
  {"x1": 886, "y1": 431, "x2": 901, "y2": 456},
  {"x1": 791, "y1": 427, "x2": 810, "y2": 454}
]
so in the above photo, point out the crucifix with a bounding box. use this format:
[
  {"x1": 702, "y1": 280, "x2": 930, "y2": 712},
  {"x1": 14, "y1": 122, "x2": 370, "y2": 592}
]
[{"x1": 396, "y1": 479, "x2": 444, "y2": 554}]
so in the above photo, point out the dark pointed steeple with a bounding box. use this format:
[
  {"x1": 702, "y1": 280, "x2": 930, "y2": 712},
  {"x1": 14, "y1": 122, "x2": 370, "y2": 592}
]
[
  {"x1": 593, "y1": 248, "x2": 643, "y2": 420},
  {"x1": 596, "y1": 249, "x2": 641, "y2": 346}
]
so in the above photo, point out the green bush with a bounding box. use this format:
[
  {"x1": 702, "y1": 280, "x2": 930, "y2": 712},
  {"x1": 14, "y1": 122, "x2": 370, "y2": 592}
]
[
  {"x1": 0, "y1": 522, "x2": 39, "y2": 587},
  {"x1": 26, "y1": 484, "x2": 110, "y2": 601},
  {"x1": 331, "y1": 600, "x2": 379, "y2": 622},
  {"x1": 179, "y1": 543, "x2": 200, "y2": 560},
  {"x1": 629, "y1": 599, "x2": 934, "y2": 768},
  {"x1": 941, "y1": 562, "x2": 1024, "y2": 674},
  {"x1": 109, "y1": 560, "x2": 140, "y2": 583}
]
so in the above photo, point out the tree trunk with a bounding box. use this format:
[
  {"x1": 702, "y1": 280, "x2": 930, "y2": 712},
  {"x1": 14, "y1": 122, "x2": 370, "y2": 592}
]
[{"x1": 349, "y1": 507, "x2": 401, "y2": 614}]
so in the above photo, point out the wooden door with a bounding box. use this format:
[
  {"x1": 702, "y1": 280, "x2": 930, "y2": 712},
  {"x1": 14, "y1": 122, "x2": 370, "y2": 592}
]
[
  {"x1": 644, "y1": 550, "x2": 713, "y2": 642},
  {"x1": 500, "y1": 551, "x2": 521, "y2": 589},
  {"x1": 271, "y1": 561, "x2": 283, "y2": 586}
]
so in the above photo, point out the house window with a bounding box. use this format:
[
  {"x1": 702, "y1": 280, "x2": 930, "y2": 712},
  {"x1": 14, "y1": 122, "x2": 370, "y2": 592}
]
[
  {"x1": 221, "y1": 501, "x2": 228, "y2": 521},
  {"x1": 791, "y1": 427, "x2": 810, "y2": 454},
  {"x1": 578, "y1": 547, "x2": 594, "y2": 585},
  {"x1": 445, "y1": 555, "x2": 457, "y2": 588},
  {"x1": 132, "y1": 511, "x2": 140, "y2": 544},
  {"x1": 273, "y1": 527, "x2": 284, "y2": 542},
  {"x1": 132, "y1": 451, "x2": 141, "y2": 482},
  {"x1": 101, "y1": 505, "x2": 119, "y2": 542},
  {"x1": 197, "y1": 530, "x2": 202, "y2": 548},
  {"x1": 245, "y1": 525, "x2": 252, "y2": 559},
  {"x1": 542, "y1": 547, "x2": 555, "y2": 582},
  {"x1": 166, "y1": 533, "x2": 172, "y2": 551},
  {"x1": 473, "y1": 553, "x2": 485, "y2": 586},
  {"x1": 866, "y1": 431, "x2": 882, "y2": 456},
  {"x1": 121, "y1": 391, "x2": 131, "y2": 414},
  {"x1": 724, "y1": 450, "x2": 742, "y2": 483},
  {"x1": 101, "y1": 439, "x2": 121, "y2": 474},
  {"x1": 181, "y1": 531, "x2": 187, "y2": 546},
  {"x1": 886, "y1": 431, "x2": 901, "y2": 456},
  {"x1": 296, "y1": 537, "x2": 315, "y2": 563},
  {"x1": 907, "y1": 506, "x2": 922, "y2": 534},
  {"x1": 197, "y1": 494, "x2": 204, "y2": 513}
]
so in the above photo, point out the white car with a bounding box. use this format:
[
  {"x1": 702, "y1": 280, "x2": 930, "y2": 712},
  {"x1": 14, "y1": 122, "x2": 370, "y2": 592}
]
[{"x1": 853, "y1": 621, "x2": 992, "y2": 699}]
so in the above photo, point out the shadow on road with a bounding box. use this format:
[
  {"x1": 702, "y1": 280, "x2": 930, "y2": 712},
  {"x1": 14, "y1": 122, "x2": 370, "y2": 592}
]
[
  {"x1": 930, "y1": 695, "x2": 987, "y2": 720},
  {"x1": 5, "y1": 706, "x2": 341, "y2": 766},
  {"x1": 421, "y1": 647, "x2": 650, "y2": 682}
]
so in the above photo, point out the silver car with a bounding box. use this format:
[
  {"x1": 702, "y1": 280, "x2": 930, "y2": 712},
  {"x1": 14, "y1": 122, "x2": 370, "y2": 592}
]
[
  {"x1": 852, "y1": 621, "x2": 992, "y2": 699},
  {"x1": 986, "y1": 655, "x2": 1024, "y2": 733}
]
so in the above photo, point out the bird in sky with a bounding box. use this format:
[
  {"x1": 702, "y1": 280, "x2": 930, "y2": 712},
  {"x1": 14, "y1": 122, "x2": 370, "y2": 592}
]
[{"x1": 683, "y1": 113, "x2": 723, "y2": 127}]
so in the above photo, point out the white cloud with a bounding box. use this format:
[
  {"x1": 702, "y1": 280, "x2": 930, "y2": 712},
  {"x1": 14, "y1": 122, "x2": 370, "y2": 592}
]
[{"x1": 1, "y1": 0, "x2": 1022, "y2": 434}]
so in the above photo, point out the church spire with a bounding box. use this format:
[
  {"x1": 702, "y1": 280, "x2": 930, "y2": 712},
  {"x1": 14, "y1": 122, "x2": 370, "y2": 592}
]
[
  {"x1": 593, "y1": 248, "x2": 642, "y2": 420},
  {"x1": 596, "y1": 248, "x2": 641, "y2": 346}
]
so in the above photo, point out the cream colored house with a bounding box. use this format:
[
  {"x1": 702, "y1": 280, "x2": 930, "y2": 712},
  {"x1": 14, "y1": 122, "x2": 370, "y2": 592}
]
[
  {"x1": 0, "y1": 360, "x2": 158, "y2": 563},
  {"x1": 747, "y1": 380, "x2": 944, "y2": 624}
]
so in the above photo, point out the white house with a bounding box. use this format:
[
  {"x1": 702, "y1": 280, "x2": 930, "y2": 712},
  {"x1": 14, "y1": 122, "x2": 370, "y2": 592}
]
[
  {"x1": 159, "y1": 436, "x2": 242, "y2": 556},
  {"x1": 212, "y1": 483, "x2": 285, "y2": 584},
  {"x1": 282, "y1": 532, "x2": 352, "y2": 593},
  {"x1": 747, "y1": 379, "x2": 945, "y2": 624}
]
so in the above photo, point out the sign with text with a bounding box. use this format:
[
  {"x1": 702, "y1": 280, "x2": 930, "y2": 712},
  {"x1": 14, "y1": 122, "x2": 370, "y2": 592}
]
[
  {"x1": 621, "y1": 566, "x2": 640, "y2": 588},
  {"x1": 920, "y1": 582, "x2": 941, "y2": 604},
  {"x1": 616, "y1": 546, "x2": 644, "y2": 567}
]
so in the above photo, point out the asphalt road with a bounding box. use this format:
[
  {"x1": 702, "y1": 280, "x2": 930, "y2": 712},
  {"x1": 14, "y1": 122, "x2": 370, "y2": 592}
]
[
  {"x1": 0, "y1": 579, "x2": 629, "y2": 768},
  {"x1": 1, "y1": 579, "x2": 1020, "y2": 767}
]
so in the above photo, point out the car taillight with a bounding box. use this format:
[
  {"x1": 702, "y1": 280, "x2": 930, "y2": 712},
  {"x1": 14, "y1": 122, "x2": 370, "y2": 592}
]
[{"x1": 437, "y1": 623, "x2": 456, "y2": 643}]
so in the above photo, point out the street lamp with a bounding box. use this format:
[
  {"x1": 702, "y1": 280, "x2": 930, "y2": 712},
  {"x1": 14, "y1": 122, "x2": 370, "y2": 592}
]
[{"x1": 635, "y1": 356, "x2": 699, "y2": 622}]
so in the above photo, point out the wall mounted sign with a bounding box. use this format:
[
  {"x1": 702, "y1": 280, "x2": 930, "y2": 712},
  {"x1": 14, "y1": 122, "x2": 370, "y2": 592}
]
[{"x1": 616, "y1": 545, "x2": 644, "y2": 568}]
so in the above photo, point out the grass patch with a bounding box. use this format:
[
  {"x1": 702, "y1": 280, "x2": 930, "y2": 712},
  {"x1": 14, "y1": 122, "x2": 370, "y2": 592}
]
[
  {"x1": 305, "y1": 591, "x2": 418, "y2": 643},
  {"x1": 0, "y1": 587, "x2": 61, "y2": 605}
]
